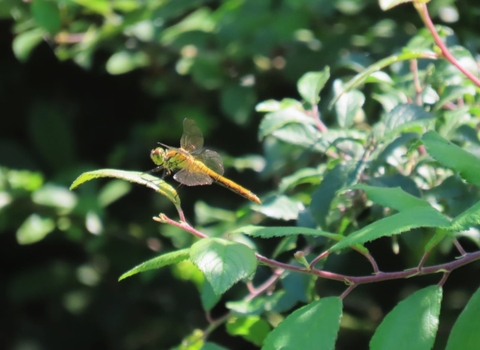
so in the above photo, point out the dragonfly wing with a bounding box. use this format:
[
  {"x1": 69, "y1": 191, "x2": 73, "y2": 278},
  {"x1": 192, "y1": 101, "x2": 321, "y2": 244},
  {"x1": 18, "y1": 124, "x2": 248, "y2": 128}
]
[
  {"x1": 174, "y1": 168, "x2": 213, "y2": 186},
  {"x1": 180, "y1": 118, "x2": 204, "y2": 153},
  {"x1": 195, "y1": 149, "x2": 225, "y2": 175}
]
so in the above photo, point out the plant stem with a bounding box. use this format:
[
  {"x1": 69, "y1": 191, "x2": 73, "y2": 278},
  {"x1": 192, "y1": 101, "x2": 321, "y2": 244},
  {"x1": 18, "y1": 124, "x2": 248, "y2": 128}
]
[{"x1": 416, "y1": 2, "x2": 480, "y2": 88}]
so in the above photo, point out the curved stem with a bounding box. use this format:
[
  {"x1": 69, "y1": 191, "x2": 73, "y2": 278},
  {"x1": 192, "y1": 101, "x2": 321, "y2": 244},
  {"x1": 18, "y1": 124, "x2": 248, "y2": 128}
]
[
  {"x1": 340, "y1": 284, "x2": 356, "y2": 299},
  {"x1": 157, "y1": 214, "x2": 480, "y2": 287},
  {"x1": 416, "y1": 2, "x2": 480, "y2": 87}
]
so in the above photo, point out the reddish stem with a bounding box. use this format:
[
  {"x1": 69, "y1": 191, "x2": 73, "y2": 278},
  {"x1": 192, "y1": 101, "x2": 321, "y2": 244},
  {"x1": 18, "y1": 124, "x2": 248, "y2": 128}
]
[{"x1": 416, "y1": 3, "x2": 480, "y2": 88}]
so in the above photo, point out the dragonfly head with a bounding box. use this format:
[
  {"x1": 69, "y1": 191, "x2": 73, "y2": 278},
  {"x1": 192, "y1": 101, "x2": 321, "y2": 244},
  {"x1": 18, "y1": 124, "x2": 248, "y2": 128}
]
[{"x1": 150, "y1": 147, "x2": 167, "y2": 166}]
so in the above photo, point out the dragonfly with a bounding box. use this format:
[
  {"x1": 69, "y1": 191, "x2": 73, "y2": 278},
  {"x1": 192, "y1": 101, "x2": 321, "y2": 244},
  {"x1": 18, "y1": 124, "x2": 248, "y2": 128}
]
[{"x1": 150, "y1": 118, "x2": 262, "y2": 204}]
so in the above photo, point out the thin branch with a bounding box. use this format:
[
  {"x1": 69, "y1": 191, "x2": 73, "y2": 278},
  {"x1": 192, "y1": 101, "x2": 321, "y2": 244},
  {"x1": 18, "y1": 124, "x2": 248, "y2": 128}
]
[
  {"x1": 311, "y1": 103, "x2": 328, "y2": 132},
  {"x1": 309, "y1": 251, "x2": 329, "y2": 269},
  {"x1": 438, "y1": 272, "x2": 450, "y2": 287},
  {"x1": 153, "y1": 214, "x2": 208, "y2": 239},
  {"x1": 415, "y1": 2, "x2": 480, "y2": 88},
  {"x1": 340, "y1": 284, "x2": 356, "y2": 299},
  {"x1": 453, "y1": 238, "x2": 467, "y2": 256},
  {"x1": 417, "y1": 251, "x2": 430, "y2": 270},
  {"x1": 157, "y1": 213, "x2": 480, "y2": 287},
  {"x1": 410, "y1": 58, "x2": 423, "y2": 106}
]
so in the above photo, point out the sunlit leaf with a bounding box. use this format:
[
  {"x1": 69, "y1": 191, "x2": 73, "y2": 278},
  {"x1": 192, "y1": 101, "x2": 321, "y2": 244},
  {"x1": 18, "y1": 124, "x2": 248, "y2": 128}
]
[
  {"x1": 382, "y1": 104, "x2": 434, "y2": 140},
  {"x1": 13, "y1": 28, "x2": 44, "y2": 62},
  {"x1": 258, "y1": 108, "x2": 316, "y2": 140},
  {"x1": 70, "y1": 169, "x2": 181, "y2": 208},
  {"x1": 253, "y1": 195, "x2": 305, "y2": 221},
  {"x1": 190, "y1": 238, "x2": 257, "y2": 296},
  {"x1": 421, "y1": 131, "x2": 480, "y2": 187},
  {"x1": 329, "y1": 50, "x2": 436, "y2": 108},
  {"x1": 446, "y1": 286, "x2": 480, "y2": 350},
  {"x1": 16, "y1": 214, "x2": 55, "y2": 245},
  {"x1": 379, "y1": 0, "x2": 418, "y2": 11},
  {"x1": 232, "y1": 225, "x2": 340, "y2": 240},
  {"x1": 106, "y1": 51, "x2": 149, "y2": 75},
  {"x1": 262, "y1": 297, "x2": 342, "y2": 350},
  {"x1": 349, "y1": 184, "x2": 430, "y2": 212},
  {"x1": 98, "y1": 180, "x2": 131, "y2": 207},
  {"x1": 329, "y1": 207, "x2": 450, "y2": 252},
  {"x1": 370, "y1": 286, "x2": 441, "y2": 350},
  {"x1": 32, "y1": 184, "x2": 77, "y2": 212},
  {"x1": 297, "y1": 67, "x2": 330, "y2": 104},
  {"x1": 119, "y1": 249, "x2": 190, "y2": 281},
  {"x1": 73, "y1": 0, "x2": 110, "y2": 15},
  {"x1": 334, "y1": 80, "x2": 365, "y2": 129},
  {"x1": 226, "y1": 316, "x2": 270, "y2": 346}
]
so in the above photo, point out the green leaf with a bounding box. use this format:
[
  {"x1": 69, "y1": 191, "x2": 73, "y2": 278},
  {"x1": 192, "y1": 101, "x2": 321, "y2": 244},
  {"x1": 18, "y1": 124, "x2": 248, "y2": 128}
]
[
  {"x1": 329, "y1": 50, "x2": 435, "y2": 108},
  {"x1": 379, "y1": 0, "x2": 417, "y2": 11},
  {"x1": 349, "y1": 184, "x2": 430, "y2": 212},
  {"x1": 450, "y1": 200, "x2": 480, "y2": 232},
  {"x1": 446, "y1": 287, "x2": 480, "y2": 350},
  {"x1": 272, "y1": 235, "x2": 298, "y2": 258},
  {"x1": 118, "y1": 249, "x2": 190, "y2": 281},
  {"x1": 278, "y1": 166, "x2": 324, "y2": 193},
  {"x1": 32, "y1": 184, "x2": 78, "y2": 212},
  {"x1": 333, "y1": 80, "x2": 365, "y2": 129},
  {"x1": 31, "y1": 0, "x2": 61, "y2": 35},
  {"x1": 329, "y1": 207, "x2": 450, "y2": 252},
  {"x1": 106, "y1": 51, "x2": 149, "y2": 75},
  {"x1": 70, "y1": 169, "x2": 181, "y2": 208},
  {"x1": 226, "y1": 291, "x2": 297, "y2": 316},
  {"x1": 282, "y1": 272, "x2": 315, "y2": 303},
  {"x1": 262, "y1": 297, "x2": 342, "y2": 350},
  {"x1": 310, "y1": 163, "x2": 353, "y2": 228},
  {"x1": 159, "y1": 7, "x2": 215, "y2": 45},
  {"x1": 255, "y1": 98, "x2": 303, "y2": 112},
  {"x1": 258, "y1": 108, "x2": 316, "y2": 140},
  {"x1": 270, "y1": 122, "x2": 320, "y2": 149},
  {"x1": 232, "y1": 225, "x2": 341, "y2": 240},
  {"x1": 421, "y1": 131, "x2": 480, "y2": 187},
  {"x1": 252, "y1": 195, "x2": 304, "y2": 221},
  {"x1": 190, "y1": 238, "x2": 257, "y2": 296},
  {"x1": 97, "y1": 180, "x2": 131, "y2": 207},
  {"x1": 201, "y1": 343, "x2": 229, "y2": 350},
  {"x1": 382, "y1": 104, "x2": 434, "y2": 140},
  {"x1": 297, "y1": 67, "x2": 330, "y2": 104},
  {"x1": 200, "y1": 279, "x2": 220, "y2": 311},
  {"x1": 365, "y1": 71, "x2": 394, "y2": 84},
  {"x1": 220, "y1": 85, "x2": 256, "y2": 125},
  {"x1": 438, "y1": 107, "x2": 470, "y2": 139},
  {"x1": 434, "y1": 85, "x2": 476, "y2": 111},
  {"x1": 226, "y1": 316, "x2": 271, "y2": 346},
  {"x1": 16, "y1": 214, "x2": 55, "y2": 245},
  {"x1": 13, "y1": 28, "x2": 44, "y2": 62},
  {"x1": 424, "y1": 230, "x2": 450, "y2": 253},
  {"x1": 370, "y1": 286, "x2": 442, "y2": 350},
  {"x1": 73, "y1": 0, "x2": 111, "y2": 15}
]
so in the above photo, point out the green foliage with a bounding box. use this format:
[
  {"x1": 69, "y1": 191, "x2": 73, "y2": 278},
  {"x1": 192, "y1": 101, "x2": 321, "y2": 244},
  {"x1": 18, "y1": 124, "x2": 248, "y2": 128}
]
[
  {"x1": 4, "y1": 0, "x2": 480, "y2": 349},
  {"x1": 370, "y1": 286, "x2": 442, "y2": 350}
]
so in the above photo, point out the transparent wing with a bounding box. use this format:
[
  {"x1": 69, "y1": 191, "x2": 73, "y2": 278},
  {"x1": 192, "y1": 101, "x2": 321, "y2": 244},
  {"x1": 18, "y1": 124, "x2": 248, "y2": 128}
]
[
  {"x1": 194, "y1": 149, "x2": 225, "y2": 175},
  {"x1": 180, "y1": 118, "x2": 204, "y2": 152},
  {"x1": 174, "y1": 168, "x2": 213, "y2": 186}
]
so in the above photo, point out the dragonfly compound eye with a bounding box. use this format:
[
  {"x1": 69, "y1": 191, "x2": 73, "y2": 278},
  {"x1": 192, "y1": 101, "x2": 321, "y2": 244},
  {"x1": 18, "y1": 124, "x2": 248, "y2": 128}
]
[{"x1": 150, "y1": 147, "x2": 166, "y2": 166}]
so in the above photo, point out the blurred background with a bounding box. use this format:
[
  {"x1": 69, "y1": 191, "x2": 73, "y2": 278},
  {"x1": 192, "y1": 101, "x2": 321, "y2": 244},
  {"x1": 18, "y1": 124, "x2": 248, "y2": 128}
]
[{"x1": 1, "y1": 0, "x2": 479, "y2": 349}]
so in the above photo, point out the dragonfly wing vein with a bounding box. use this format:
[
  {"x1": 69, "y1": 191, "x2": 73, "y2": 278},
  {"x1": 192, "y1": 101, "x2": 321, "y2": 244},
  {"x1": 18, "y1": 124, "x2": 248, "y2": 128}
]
[
  {"x1": 180, "y1": 118, "x2": 204, "y2": 152},
  {"x1": 174, "y1": 168, "x2": 213, "y2": 186},
  {"x1": 196, "y1": 149, "x2": 225, "y2": 175}
]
